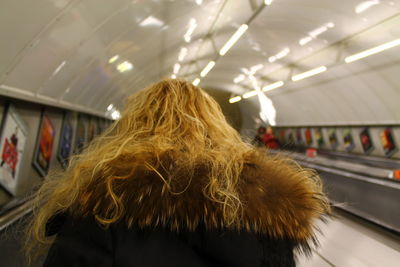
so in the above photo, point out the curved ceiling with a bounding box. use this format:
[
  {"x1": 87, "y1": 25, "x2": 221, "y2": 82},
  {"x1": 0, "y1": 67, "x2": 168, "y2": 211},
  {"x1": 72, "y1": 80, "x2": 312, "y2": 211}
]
[{"x1": 0, "y1": 0, "x2": 399, "y2": 125}]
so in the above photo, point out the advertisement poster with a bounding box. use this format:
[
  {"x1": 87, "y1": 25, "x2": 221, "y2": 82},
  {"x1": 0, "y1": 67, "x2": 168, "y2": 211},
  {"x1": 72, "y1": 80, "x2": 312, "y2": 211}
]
[
  {"x1": 57, "y1": 113, "x2": 73, "y2": 168},
  {"x1": 74, "y1": 114, "x2": 87, "y2": 154},
  {"x1": 296, "y1": 128, "x2": 304, "y2": 146},
  {"x1": 343, "y1": 129, "x2": 355, "y2": 152},
  {"x1": 305, "y1": 128, "x2": 313, "y2": 146},
  {"x1": 380, "y1": 128, "x2": 397, "y2": 157},
  {"x1": 314, "y1": 128, "x2": 324, "y2": 147},
  {"x1": 359, "y1": 128, "x2": 374, "y2": 153},
  {"x1": 33, "y1": 113, "x2": 56, "y2": 177},
  {"x1": 328, "y1": 129, "x2": 338, "y2": 150},
  {"x1": 278, "y1": 129, "x2": 286, "y2": 144},
  {"x1": 287, "y1": 130, "x2": 295, "y2": 146},
  {"x1": 87, "y1": 117, "x2": 98, "y2": 143},
  {"x1": 0, "y1": 105, "x2": 28, "y2": 195}
]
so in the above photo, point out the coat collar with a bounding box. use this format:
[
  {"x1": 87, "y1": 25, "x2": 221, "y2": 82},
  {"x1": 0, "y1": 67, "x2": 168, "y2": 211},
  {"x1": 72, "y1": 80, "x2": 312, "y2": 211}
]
[{"x1": 75, "y1": 149, "x2": 328, "y2": 252}]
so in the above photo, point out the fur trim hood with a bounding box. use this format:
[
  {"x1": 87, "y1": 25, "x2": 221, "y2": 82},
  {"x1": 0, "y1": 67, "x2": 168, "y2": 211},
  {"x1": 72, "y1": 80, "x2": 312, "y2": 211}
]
[{"x1": 72, "y1": 149, "x2": 329, "y2": 251}]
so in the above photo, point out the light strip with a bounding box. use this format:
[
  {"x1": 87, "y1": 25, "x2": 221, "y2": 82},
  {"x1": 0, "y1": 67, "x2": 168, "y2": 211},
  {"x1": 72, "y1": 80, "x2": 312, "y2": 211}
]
[
  {"x1": 242, "y1": 90, "x2": 258, "y2": 99},
  {"x1": 219, "y1": 24, "x2": 249, "y2": 56},
  {"x1": 291, "y1": 66, "x2": 327, "y2": 81},
  {"x1": 264, "y1": 0, "x2": 273, "y2": 5},
  {"x1": 173, "y1": 63, "x2": 181, "y2": 74},
  {"x1": 200, "y1": 61, "x2": 216, "y2": 77},
  {"x1": 193, "y1": 78, "x2": 200, "y2": 86},
  {"x1": 344, "y1": 38, "x2": 400, "y2": 63},
  {"x1": 108, "y1": 55, "x2": 119, "y2": 63},
  {"x1": 262, "y1": 81, "x2": 284, "y2": 92},
  {"x1": 229, "y1": 96, "x2": 242, "y2": 103}
]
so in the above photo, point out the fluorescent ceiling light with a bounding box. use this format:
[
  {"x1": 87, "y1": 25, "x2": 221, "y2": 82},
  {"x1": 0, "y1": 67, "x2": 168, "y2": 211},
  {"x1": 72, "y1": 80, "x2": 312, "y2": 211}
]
[
  {"x1": 262, "y1": 81, "x2": 284, "y2": 92},
  {"x1": 292, "y1": 66, "x2": 327, "y2": 81},
  {"x1": 140, "y1": 16, "x2": 164, "y2": 27},
  {"x1": 268, "y1": 56, "x2": 276, "y2": 63},
  {"x1": 117, "y1": 61, "x2": 133, "y2": 73},
  {"x1": 171, "y1": 74, "x2": 177, "y2": 79},
  {"x1": 275, "y1": 48, "x2": 290, "y2": 59},
  {"x1": 344, "y1": 38, "x2": 400, "y2": 63},
  {"x1": 355, "y1": 0, "x2": 380, "y2": 14},
  {"x1": 107, "y1": 104, "x2": 114, "y2": 111},
  {"x1": 264, "y1": 0, "x2": 273, "y2": 5},
  {"x1": 200, "y1": 61, "x2": 216, "y2": 77},
  {"x1": 52, "y1": 61, "x2": 66, "y2": 76},
  {"x1": 173, "y1": 63, "x2": 181, "y2": 74},
  {"x1": 178, "y1": 47, "x2": 188, "y2": 61},
  {"x1": 111, "y1": 110, "x2": 121, "y2": 120},
  {"x1": 242, "y1": 90, "x2": 258, "y2": 99},
  {"x1": 299, "y1": 36, "x2": 313, "y2": 46},
  {"x1": 184, "y1": 18, "x2": 197, "y2": 43},
  {"x1": 109, "y1": 55, "x2": 119, "y2": 64},
  {"x1": 219, "y1": 24, "x2": 249, "y2": 56},
  {"x1": 229, "y1": 96, "x2": 242, "y2": 103},
  {"x1": 196, "y1": 0, "x2": 203, "y2": 5},
  {"x1": 234, "y1": 74, "x2": 245, "y2": 83},
  {"x1": 268, "y1": 48, "x2": 290, "y2": 63},
  {"x1": 193, "y1": 78, "x2": 200, "y2": 86}
]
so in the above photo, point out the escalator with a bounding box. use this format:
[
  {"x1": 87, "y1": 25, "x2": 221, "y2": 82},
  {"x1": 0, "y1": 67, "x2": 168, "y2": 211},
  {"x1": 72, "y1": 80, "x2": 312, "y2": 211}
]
[{"x1": 278, "y1": 149, "x2": 400, "y2": 234}]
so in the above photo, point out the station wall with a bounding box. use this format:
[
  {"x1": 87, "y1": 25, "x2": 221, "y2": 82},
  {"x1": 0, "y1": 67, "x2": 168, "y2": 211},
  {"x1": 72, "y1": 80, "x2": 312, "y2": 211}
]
[{"x1": 0, "y1": 97, "x2": 111, "y2": 209}]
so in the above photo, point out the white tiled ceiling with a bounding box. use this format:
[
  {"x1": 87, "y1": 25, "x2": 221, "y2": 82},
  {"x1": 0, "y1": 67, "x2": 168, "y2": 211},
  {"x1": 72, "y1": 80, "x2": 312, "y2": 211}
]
[{"x1": 0, "y1": 0, "x2": 399, "y2": 124}]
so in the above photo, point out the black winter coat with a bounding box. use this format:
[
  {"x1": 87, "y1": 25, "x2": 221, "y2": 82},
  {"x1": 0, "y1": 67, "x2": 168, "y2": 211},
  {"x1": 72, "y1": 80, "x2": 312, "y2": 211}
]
[
  {"x1": 44, "y1": 150, "x2": 327, "y2": 266},
  {"x1": 44, "y1": 216, "x2": 295, "y2": 266}
]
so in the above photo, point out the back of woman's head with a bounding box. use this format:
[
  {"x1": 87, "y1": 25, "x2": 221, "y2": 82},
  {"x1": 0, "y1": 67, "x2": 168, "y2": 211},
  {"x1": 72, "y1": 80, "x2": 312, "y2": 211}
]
[
  {"x1": 25, "y1": 78, "x2": 251, "y2": 263},
  {"x1": 117, "y1": 78, "x2": 244, "y2": 158}
]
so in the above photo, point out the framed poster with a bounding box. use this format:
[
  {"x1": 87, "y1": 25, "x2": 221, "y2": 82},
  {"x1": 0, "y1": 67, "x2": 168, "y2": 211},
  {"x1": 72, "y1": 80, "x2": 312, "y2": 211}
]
[
  {"x1": 328, "y1": 129, "x2": 338, "y2": 150},
  {"x1": 305, "y1": 128, "x2": 313, "y2": 146},
  {"x1": 287, "y1": 129, "x2": 295, "y2": 146},
  {"x1": 359, "y1": 127, "x2": 374, "y2": 154},
  {"x1": 74, "y1": 114, "x2": 87, "y2": 154},
  {"x1": 57, "y1": 113, "x2": 74, "y2": 168},
  {"x1": 343, "y1": 129, "x2": 355, "y2": 152},
  {"x1": 380, "y1": 128, "x2": 397, "y2": 157},
  {"x1": 32, "y1": 112, "x2": 56, "y2": 177},
  {"x1": 278, "y1": 129, "x2": 286, "y2": 144},
  {"x1": 296, "y1": 128, "x2": 303, "y2": 146},
  {"x1": 314, "y1": 128, "x2": 324, "y2": 147},
  {"x1": 0, "y1": 104, "x2": 28, "y2": 195},
  {"x1": 87, "y1": 116, "x2": 99, "y2": 143}
]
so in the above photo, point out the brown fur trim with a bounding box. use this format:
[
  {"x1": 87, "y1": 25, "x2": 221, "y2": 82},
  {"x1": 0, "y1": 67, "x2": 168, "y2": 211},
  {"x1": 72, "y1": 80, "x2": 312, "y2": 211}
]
[{"x1": 77, "y1": 149, "x2": 328, "y2": 249}]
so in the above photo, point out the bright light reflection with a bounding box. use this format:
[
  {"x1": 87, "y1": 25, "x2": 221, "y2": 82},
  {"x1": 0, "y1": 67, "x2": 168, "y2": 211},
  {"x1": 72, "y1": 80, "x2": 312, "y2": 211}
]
[
  {"x1": 108, "y1": 55, "x2": 119, "y2": 63},
  {"x1": 243, "y1": 90, "x2": 258, "y2": 99},
  {"x1": 264, "y1": 0, "x2": 273, "y2": 5},
  {"x1": 171, "y1": 74, "x2": 177, "y2": 79},
  {"x1": 107, "y1": 104, "x2": 114, "y2": 111},
  {"x1": 117, "y1": 61, "x2": 133, "y2": 73},
  {"x1": 234, "y1": 74, "x2": 245, "y2": 83},
  {"x1": 292, "y1": 66, "x2": 327, "y2": 81},
  {"x1": 184, "y1": 18, "x2": 197, "y2": 42},
  {"x1": 229, "y1": 96, "x2": 241, "y2": 103},
  {"x1": 344, "y1": 38, "x2": 400, "y2": 63},
  {"x1": 355, "y1": 0, "x2": 380, "y2": 14},
  {"x1": 219, "y1": 24, "x2": 249, "y2": 56},
  {"x1": 262, "y1": 81, "x2": 284, "y2": 92},
  {"x1": 178, "y1": 47, "x2": 188, "y2": 61},
  {"x1": 193, "y1": 78, "x2": 200, "y2": 86},
  {"x1": 140, "y1": 16, "x2": 164, "y2": 27},
  {"x1": 200, "y1": 61, "x2": 216, "y2": 77},
  {"x1": 173, "y1": 63, "x2": 181, "y2": 74},
  {"x1": 111, "y1": 110, "x2": 121, "y2": 120}
]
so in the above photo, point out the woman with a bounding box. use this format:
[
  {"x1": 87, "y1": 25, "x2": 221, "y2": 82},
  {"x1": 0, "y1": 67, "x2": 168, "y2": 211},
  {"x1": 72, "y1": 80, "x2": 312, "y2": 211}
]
[{"x1": 26, "y1": 79, "x2": 329, "y2": 266}]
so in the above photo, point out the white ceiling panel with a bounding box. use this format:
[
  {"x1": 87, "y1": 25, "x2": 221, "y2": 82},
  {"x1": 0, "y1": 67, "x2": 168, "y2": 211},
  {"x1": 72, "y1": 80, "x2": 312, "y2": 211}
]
[{"x1": 0, "y1": 0, "x2": 399, "y2": 123}]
